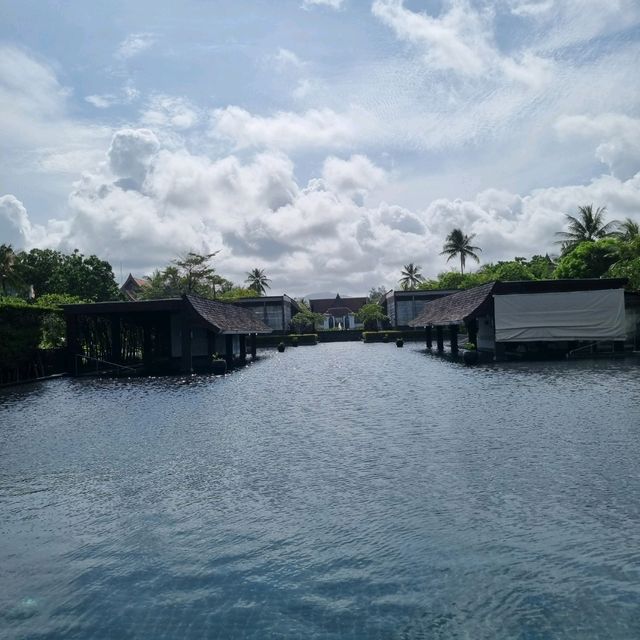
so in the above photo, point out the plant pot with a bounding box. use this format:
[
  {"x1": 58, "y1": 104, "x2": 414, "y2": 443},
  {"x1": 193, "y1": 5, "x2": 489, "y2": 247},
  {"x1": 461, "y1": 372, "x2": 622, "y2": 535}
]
[
  {"x1": 277, "y1": 342, "x2": 286, "y2": 352},
  {"x1": 396, "y1": 338, "x2": 404, "y2": 347}
]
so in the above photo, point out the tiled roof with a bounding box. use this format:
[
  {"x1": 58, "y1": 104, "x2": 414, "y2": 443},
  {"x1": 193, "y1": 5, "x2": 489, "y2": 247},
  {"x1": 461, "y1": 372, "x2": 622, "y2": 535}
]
[
  {"x1": 409, "y1": 282, "x2": 496, "y2": 326},
  {"x1": 186, "y1": 294, "x2": 272, "y2": 334}
]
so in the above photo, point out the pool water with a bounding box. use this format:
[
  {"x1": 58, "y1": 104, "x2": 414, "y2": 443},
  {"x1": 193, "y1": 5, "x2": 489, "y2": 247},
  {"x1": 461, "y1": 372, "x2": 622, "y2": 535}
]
[{"x1": 1, "y1": 342, "x2": 639, "y2": 639}]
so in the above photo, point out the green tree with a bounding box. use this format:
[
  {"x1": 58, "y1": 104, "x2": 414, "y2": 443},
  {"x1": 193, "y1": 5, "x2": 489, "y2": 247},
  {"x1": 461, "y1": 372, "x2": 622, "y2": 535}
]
[
  {"x1": 173, "y1": 251, "x2": 219, "y2": 294},
  {"x1": 554, "y1": 238, "x2": 620, "y2": 279},
  {"x1": 367, "y1": 285, "x2": 388, "y2": 304},
  {"x1": 606, "y1": 236, "x2": 640, "y2": 289},
  {"x1": 245, "y1": 268, "x2": 271, "y2": 295},
  {"x1": 217, "y1": 287, "x2": 258, "y2": 302},
  {"x1": 555, "y1": 204, "x2": 619, "y2": 254},
  {"x1": 614, "y1": 218, "x2": 640, "y2": 242},
  {"x1": 398, "y1": 263, "x2": 423, "y2": 290},
  {"x1": 441, "y1": 228, "x2": 482, "y2": 274},
  {"x1": 291, "y1": 308, "x2": 324, "y2": 333},
  {"x1": 355, "y1": 303, "x2": 388, "y2": 330},
  {"x1": 0, "y1": 244, "x2": 21, "y2": 295}
]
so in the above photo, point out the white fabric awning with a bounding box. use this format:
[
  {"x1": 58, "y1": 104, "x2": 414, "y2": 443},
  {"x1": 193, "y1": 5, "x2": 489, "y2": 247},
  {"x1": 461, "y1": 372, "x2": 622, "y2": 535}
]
[{"x1": 494, "y1": 289, "x2": 626, "y2": 342}]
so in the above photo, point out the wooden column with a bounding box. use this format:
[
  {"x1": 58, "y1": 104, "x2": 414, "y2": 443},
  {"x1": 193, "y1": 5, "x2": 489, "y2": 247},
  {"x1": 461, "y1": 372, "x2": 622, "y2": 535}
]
[
  {"x1": 143, "y1": 319, "x2": 153, "y2": 371},
  {"x1": 224, "y1": 334, "x2": 234, "y2": 369},
  {"x1": 110, "y1": 315, "x2": 122, "y2": 364},
  {"x1": 450, "y1": 325, "x2": 459, "y2": 356},
  {"x1": 436, "y1": 326, "x2": 444, "y2": 352},
  {"x1": 466, "y1": 319, "x2": 478, "y2": 349},
  {"x1": 239, "y1": 334, "x2": 247, "y2": 362},
  {"x1": 65, "y1": 313, "x2": 80, "y2": 375},
  {"x1": 180, "y1": 309, "x2": 192, "y2": 374},
  {"x1": 425, "y1": 326, "x2": 433, "y2": 350},
  {"x1": 250, "y1": 333, "x2": 257, "y2": 358}
]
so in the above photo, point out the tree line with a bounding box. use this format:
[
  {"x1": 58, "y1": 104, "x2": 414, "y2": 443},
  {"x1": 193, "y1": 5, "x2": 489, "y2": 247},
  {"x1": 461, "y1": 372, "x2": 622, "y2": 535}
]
[{"x1": 396, "y1": 205, "x2": 640, "y2": 291}]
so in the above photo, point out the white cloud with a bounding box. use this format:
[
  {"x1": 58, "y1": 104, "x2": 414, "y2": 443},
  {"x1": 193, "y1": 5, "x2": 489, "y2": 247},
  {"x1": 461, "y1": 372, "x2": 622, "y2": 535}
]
[
  {"x1": 85, "y1": 83, "x2": 140, "y2": 109},
  {"x1": 555, "y1": 113, "x2": 640, "y2": 180},
  {"x1": 302, "y1": 0, "x2": 344, "y2": 9},
  {"x1": 141, "y1": 95, "x2": 200, "y2": 130},
  {"x1": 108, "y1": 128, "x2": 160, "y2": 185},
  {"x1": 321, "y1": 154, "x2": 386, "y2": 200},
  {"x1": 210, "y1": 105, "x2": 369, "y2": 151},
  {"x1": 273, "y1": 48, "x2": 306, "y2": 70},
  {"x1": 116, "y1": 33, "x2": 156, "y2": 59}
]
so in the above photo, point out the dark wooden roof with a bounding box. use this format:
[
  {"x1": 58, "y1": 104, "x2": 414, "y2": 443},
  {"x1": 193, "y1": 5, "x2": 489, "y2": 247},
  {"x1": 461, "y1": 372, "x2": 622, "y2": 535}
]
[
  {"x1": 409, "y1": 278, "x2": 628, "y2": 327},
  {"x1": 185, "y1": 295, "x2": 272, "y2": 334},
  {"x1": 310, "y1": 295, "x2": 367, "y2": 314},
  {"x1": 409, "y1": 282, "x2": 496, "y2": 326}
]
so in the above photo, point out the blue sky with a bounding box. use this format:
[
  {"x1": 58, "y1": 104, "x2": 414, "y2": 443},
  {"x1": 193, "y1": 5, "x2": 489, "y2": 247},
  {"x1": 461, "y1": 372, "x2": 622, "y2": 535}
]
[{"x1": 1, "y1": 0, "x2": 639, "y2": 295}]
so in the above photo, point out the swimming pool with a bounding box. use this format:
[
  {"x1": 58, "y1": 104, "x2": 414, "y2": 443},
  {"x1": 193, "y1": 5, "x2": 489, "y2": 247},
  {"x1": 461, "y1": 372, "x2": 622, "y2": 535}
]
[{"x1": 1, "y1": 342, "x2": 639, "y2": 638}]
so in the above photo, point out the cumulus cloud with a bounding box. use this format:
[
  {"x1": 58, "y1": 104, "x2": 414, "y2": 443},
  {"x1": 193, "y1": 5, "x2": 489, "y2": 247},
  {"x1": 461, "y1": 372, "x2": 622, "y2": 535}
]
[
  {"x1": 141, "y1": 95, "x2": 200, "y2": 130},
  {"x1": 272, "y1": 48, "x2": 306, "y2": 71},
  {"x1": 5, "y1": 126, "x2": 640, "y2": 294},
  {"x1": 210, "y1": 106, "x2": 369, "y2": 151},
  {"x1": 555, "y1": 113, "x2": 640, "y2": 180}
]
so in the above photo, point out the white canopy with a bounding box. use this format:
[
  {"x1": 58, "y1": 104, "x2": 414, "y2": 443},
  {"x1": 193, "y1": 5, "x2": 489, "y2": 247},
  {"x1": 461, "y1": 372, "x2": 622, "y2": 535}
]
[{"x1": 494, "y1": 289, "x2": 626, "y2": 342}]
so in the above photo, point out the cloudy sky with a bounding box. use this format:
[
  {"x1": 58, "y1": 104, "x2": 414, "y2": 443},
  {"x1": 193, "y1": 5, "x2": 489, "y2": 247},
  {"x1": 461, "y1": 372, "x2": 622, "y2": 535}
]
[{"x1": 1, "y1": 0, "x2": 639, "y2": 296}]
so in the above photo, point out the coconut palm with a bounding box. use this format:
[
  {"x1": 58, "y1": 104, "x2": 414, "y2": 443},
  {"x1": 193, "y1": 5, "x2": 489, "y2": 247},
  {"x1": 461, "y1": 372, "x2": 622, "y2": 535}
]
[
  {"x1": 614, "y1": 217, "x2": 640, "y2": 241},
  {"x1": 440, "y1": 229, "x2": 482, "y2": 275},
  {"x1": 245, "y1": 268, "x2": 271, "y2": 295},
  {"x1": 399, "y1": 263, "x2": 424, "y2": 290},
  {"x1": 0, "y1": 244, "x2": 19, "y2": 295},
  {"x1": 555, "y1": 205, "x2": 619, "y2": 253}
]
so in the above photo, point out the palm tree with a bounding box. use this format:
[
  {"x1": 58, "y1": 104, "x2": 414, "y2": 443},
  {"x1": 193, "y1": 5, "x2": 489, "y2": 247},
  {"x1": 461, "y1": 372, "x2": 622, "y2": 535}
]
[
  {"x1": 440, "y1": 229, "x2": 482, "y2": 274},
  {"x1": 245, "y1": 268, "x2": 271, "y2": 295},
  {"x1": 398, "y1": 263, "x2": 423, "y2": 290},
  {"x1": 0, "y1": 244, "x2": 19, "y2": 295},
  {"x1": 555, "y1": 204, "x2": 619, "y2": 253},
  {"x1": 614, "y1": 217, "x2": 640, "y2": 241}
]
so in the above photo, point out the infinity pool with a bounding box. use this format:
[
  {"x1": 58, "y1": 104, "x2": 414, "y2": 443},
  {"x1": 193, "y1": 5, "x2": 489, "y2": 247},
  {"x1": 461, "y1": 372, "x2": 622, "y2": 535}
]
[{"x1": 1, "y1": 343, "x2": 639, "y2": 639}]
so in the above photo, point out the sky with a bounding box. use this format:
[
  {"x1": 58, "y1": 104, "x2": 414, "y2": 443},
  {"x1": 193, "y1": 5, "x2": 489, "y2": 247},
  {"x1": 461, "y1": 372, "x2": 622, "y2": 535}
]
[{"x1": 0, "y1": 0, "x2": 639, "y2": 296}]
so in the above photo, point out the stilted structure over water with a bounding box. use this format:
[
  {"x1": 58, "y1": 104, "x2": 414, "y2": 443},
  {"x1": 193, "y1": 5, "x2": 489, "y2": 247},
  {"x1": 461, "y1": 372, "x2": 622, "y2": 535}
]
[
  {"x1": 63, "y1": 294, "x2": 272, "y2": 375},
  {"x1": 409, "y1": 279, "x2": 635, "y2": 361}
]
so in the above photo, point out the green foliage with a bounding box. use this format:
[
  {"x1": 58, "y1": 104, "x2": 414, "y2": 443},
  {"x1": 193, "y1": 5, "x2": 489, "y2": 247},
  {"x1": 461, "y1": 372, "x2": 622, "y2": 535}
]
[
  {"x1": 217, "y1": 287, "x2": 257, "y2": 302},
  {"x1": 291, "y1": 309, "x2": 324, "y2": 332},
  {"x1": 355, "y1": 303, "x2": 388, "y2": 330},
  {"x1": 555, "y1": 204, "x2": 619, "y2": 254},
  {"x1": 554, "y1": 238, "x2": 621, "y2": 279},
  {"x1": 605, "y1": 237, "x2": 640, "y2": 289},
  {"x1": 245, "y1": 268, "x2": 271, "y2": 295},
  {"x1": 368, "y1": 285, "x2": 388, "y2": 303},
  {"x1": 399, "y1": 263, "x2": 423, "y2": 290},
  {"x1": 0, "y1": 244, "x2": 22, "y2": 295},
  {"x1": 15, "y1": 248, "x2": 118, "y2": 301},
  {"x1": 362, "y1": 330, "x2": 403, "y2": 343},
  {"x1": 441, "y1": 228, "x2": 482, "y2": 274}
]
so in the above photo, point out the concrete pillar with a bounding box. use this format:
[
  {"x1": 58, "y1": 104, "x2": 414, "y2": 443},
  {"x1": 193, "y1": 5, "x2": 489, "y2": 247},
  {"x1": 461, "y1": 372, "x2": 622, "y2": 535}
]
[
  {"x1": 436, "y1": 326, "x2": 444, "y2": 352},
  {"x1": 250, "y1": 333, "x2": 257, "y2": 358},
  {"x1": 224, "y1": 334, "x2": 234, "y2": 369},
  {"x1": 425, "y1": 326, "x2": 433, "y2": 350},
  {"x1": 466, "y1": 319, "x2": 478, "y2": 349},
  {"x1": 450, "y1": 325, "x2": 459, "y2": 356},
  {"x1": 143, "y1": 320, "x2": 153, "y2": 371},
  {"x1": 495, "y1": 342, "x2": 506, "y2": 361}
]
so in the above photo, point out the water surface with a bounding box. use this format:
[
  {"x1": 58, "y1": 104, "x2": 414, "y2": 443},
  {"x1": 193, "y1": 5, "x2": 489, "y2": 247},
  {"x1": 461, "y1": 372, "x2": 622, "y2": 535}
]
[{"x1": 1, "y1": 343, "x2": 639, "y2": 639}]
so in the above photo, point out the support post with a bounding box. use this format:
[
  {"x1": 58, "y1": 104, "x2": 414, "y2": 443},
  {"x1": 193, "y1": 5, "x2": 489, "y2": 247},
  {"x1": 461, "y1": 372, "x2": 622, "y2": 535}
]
[
  {"x1": 450, "y1": 325, "x2": 458, "y2": 356},
  {"x1": 110, "y1": 315, "x2": 122, "y2": 364},
  {"x1": 436, "y1": 326, "x2": 444, "y2": 352},
  {"x1": 180, "y1": 310, "x2": 192, "y2": 374},
  {"x1": 224, "y1": 334, "x2": 234, "y2": 369},
  {"x1": 65, "y1": 313, "x2": 80, "y2": 375},
  {"x1": 239, "y1": 334, "x2": 247, "y2": 362},
  {"x1": 494, "y1": 342, "x2": 506, "y2": 361},
  {"x1": 425, "y1": 326, "x2": 433, "y2": 350},
  {"x1": 466, "y1": 319, "x2": 478, "y2": 349},
  {"x1": 143, "y1": 319, "x2": 153, "y2": 371},
  {"x1": 250, "y1": 333, "x2": 257, "y2": 358}
]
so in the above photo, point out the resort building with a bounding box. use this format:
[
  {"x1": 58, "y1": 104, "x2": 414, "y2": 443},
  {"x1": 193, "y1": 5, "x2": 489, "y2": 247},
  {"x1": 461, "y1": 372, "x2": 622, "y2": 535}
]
[
  {"x1": 380, "y1": 289, "x2": 458, "y2": 328},
  {"x1": 232, "y1": 295, "x2": 301, "y2": 333},
  {"x1": 120, "y1": 273, "x2": 150, "y2": 300},
  {"x1": 309, "y1": 294, "x2": 368, "y2": 330},
  {"x1": 63, "y1": 294, "x2": 271, "y2": 375},
  {"x1": 409, "y1": 279, "x2": 634, "y2": 360}
]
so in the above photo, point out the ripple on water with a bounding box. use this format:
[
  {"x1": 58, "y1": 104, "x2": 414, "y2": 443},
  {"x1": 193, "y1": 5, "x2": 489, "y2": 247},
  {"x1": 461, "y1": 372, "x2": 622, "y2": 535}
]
[{"x1": 1, "y1": 343, "x2": 640, "y2": 639}]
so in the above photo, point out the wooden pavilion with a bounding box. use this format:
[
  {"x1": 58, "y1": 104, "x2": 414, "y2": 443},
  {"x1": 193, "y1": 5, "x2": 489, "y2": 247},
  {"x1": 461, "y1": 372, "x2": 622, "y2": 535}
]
[{"x1": 63, "y1": 294, "x2": 272, "y2": 375}]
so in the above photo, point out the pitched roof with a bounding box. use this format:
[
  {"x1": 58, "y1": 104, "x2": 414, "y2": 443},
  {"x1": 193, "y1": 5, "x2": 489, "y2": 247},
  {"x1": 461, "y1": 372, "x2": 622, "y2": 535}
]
[
  {"x1": 409, "y1": 282, "x2": 496, "y2": 326},
  {"x1": 310, "y1": 295, "x2": 367, "y2": 314},
  {"x1": 185, "y1": 294, "x2": 272, "y2": 334}
]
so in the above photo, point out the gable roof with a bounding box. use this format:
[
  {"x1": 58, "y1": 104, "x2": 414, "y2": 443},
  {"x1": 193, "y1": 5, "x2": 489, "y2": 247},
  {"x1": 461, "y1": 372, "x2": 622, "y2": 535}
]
[
  {"x1": 409, "y1": 282, "x2": 495, "y2": 326},
  {"x1": 185, "y1": 294, "x2": 272, "y2": 334},
  {"x1": 310, "y1": 295, "x2": 367, "y2": 314}
]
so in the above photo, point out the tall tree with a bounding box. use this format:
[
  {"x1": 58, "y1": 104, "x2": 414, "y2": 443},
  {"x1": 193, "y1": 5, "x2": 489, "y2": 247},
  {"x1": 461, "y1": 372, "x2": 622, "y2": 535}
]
[
  {"x1": 367, "y1": 285, "x2": 388, "y2": 304},
  {"x1": 398, "y1": 263, "x2": 423, "y2": 290},
  {"x1": 614, "y1": 217, "x2": 640, "y2": 242},
  {"x1": 173, "y1": 251, "x2": 219, "y2": 294},
  {"x1": 0, "y1": 244, "x2": 20, "y2": 295},
  {"x1": 555, "y1": 204, "x2": 619, "y2": 254},
  {"x1": 245, "y1": 268, "x2": 271, "y2": 295},
  {"x1": 440, "y1": 228, "x2": 482, "y2": 274}
]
